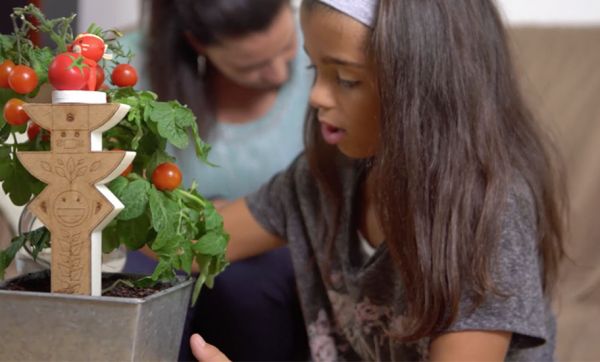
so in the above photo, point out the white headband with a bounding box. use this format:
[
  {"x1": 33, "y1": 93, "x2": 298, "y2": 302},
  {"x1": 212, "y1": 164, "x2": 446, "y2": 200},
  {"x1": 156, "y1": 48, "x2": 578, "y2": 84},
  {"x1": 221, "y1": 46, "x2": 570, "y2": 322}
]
[{"x1": 318, "y1": 0, "x2": 379, "y2": 28}]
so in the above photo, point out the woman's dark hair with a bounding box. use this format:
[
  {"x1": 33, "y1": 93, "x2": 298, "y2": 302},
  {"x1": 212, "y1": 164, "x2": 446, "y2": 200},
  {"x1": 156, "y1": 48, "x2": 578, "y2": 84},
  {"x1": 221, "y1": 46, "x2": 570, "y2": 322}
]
[
  {"x1": 148, "y1": 0, "x2": 288, "y2": 137},
  {"x1": 303, "y1": 0, "x2": 566, "y2": 341}
]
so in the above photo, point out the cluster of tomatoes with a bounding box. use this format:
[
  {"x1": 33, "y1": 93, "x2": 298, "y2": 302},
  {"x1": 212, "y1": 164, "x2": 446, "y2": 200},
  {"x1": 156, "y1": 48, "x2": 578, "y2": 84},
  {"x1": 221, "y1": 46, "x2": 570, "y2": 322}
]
[
  {"x1": 50, "y1": 33, "x2": 137, "y2": 91},
  {"x1": 2, "y1": 33, "x2": 139, "y2": 142},
  {"x1": 0, "y1": 60, "x2": 38, "y2": 128}
]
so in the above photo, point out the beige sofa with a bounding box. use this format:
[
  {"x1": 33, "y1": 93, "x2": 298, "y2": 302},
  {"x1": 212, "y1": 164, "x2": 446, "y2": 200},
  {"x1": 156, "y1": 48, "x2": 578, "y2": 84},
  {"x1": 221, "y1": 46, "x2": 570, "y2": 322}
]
[{"x1": 510, "y1": 26, "x2": 600, "y2": 361}]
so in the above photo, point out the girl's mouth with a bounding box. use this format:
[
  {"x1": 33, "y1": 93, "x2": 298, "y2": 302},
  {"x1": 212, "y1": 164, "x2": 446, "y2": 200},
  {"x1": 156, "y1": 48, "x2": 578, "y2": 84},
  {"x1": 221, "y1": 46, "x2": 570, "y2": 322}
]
[{"x1": 320, "y1": 122, "x2": 346, "y2": 145}]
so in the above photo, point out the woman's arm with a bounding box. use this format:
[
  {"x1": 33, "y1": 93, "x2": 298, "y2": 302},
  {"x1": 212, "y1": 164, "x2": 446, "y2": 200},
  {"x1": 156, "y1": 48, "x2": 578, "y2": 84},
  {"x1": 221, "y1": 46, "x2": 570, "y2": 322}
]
[
  {"x1": 429, "y1": 330, "x2": 511, "y2": 362},
  {"x1": 140, "y1": 197, "x2": 285, "y2": 267}
]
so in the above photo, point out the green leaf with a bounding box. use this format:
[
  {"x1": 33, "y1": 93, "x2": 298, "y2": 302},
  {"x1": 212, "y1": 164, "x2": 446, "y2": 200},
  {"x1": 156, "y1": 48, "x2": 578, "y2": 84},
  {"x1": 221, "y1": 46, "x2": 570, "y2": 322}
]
[
  {"x1": 29, "y1": 179, "x2": 45, "y2": 196},
  {"x1": 179, "y1": 207, "x2": 200, "y2": 240},
  {"x1": 2, "y1": 161, "x2": 32, "y2": 206},
  {"x1": 192, "y1": 231, "x2": 228, "y2": 256},
  {"x1": 0, "y1": 148, "x2": 11, "y2": 181},
  {"x1": 27, "y1": 46, "x2": 53, "y2": 86},
  {"x1": 151, "y1": 103, "x2": 189, "y2": 149},
  {"x1": 150, "y1": 259, "x2": 176, "y2": 282},
  {"x1": 203, "y1": 203, "x2": 224, "y2": 232},
  {"x1": 0, "y1": 234, "x2": 27, "y2": 280},
  {"x1": 191, "y1": 122, "x2": 214, "y2": 166},
  {"x1": 0, "y1": 123, "x2": 10, "y2": 143},
  {"x1": 108, "y1": 176, "x2": 129, "y2": 197},
  {"x1": 12, "y1": 123, "x2": 27, "y2": 134},
  {"x1": 191, "y1": 254, "x2": 211, "y2": 303},
  {"x1": 177, "y1": 241, "x2": 194, "y2": 275},
  {"x1": 117, "y1": 179, "x2": 150, "y2": 220},
  {"x1": 151, "y1": 228, "x2": 183, "y2": 256},
  {"x1": 0, "y1": 35, "x2": 16, "y2": 60},
  {"x1": 102, "y1": 221, "x2": 120, "y2": 253},
  {"x1": 148, "y1": 187, "x2": 179, "y2": 232},
  {"x1": 173, "y1": 105, "x2": 196, "y2": 127},
  {"x1": 117, "y1": 214, "x2": 151, "y2": 250}
]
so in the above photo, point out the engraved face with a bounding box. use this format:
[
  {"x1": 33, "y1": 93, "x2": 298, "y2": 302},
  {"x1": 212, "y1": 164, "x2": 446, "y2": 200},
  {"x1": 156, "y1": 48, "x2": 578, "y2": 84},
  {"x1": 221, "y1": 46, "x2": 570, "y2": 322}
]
[
  {"x1": 54, "y1": 130, "x2": 86, "y2": 151},
  {"x1": 53, "y1": 191, "x2": 89, "y2": 226}
]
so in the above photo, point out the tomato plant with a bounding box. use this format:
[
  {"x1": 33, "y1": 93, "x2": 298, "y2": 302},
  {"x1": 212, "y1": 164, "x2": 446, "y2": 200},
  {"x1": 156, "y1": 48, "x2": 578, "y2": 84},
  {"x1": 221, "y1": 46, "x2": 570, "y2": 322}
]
[
  {"x1": 48, "y1": 52, "x2": 92, "y2": 90},
  {"x1": 0, "y1": 5, "x2": 227, "y2": 301},
  {"x1": 8, "y1": 65, "x2": 38, "y2": 94},
  {"x1": 3, "y1": 98, "x2": 29, "y2": 126},
  {"x1": 0, "y1": 60, "x2": 16, "y2": 88},
  {"x1": 152, "y1": 162, "x2": 182, "y2": 191},
  {"x1": 111, "y1": 64, "x2": 137, "y2": 87}
]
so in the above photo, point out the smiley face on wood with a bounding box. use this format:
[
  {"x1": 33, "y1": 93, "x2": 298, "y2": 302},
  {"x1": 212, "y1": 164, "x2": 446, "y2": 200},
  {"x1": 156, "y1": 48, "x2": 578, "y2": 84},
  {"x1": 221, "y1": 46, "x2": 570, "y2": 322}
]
[{"x1": 53, "y1": 190, "x2": 90, "y2": 227}]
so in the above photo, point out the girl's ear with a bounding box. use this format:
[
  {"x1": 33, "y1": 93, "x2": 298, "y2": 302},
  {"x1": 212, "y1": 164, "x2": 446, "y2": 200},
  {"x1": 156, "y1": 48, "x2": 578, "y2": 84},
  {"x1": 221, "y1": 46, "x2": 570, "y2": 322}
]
[{"x1": 184, "y1": 31, "x2": 206, "y2": 55}]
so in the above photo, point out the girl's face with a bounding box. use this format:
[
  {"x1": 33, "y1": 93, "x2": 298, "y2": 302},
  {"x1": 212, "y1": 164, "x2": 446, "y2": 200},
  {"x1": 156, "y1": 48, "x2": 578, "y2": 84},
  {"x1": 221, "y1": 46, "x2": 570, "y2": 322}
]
[{"x1": 301, "y1": 5, "x2": 380, "y2": 159}]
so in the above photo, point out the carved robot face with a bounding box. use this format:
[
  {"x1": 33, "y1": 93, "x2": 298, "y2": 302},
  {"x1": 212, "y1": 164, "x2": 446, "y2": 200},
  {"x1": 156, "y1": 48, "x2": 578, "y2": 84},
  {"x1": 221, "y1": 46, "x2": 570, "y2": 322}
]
[
  {"x1": 53, "y1": 190, "x2": 89, "y2": 226},
  {"x1": 54, "y1": 130, "x2": 87, "y2": 152}
]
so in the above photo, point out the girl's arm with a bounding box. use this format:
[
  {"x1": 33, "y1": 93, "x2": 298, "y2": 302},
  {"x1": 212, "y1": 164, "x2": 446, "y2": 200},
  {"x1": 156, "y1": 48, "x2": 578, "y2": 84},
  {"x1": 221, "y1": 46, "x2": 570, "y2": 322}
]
[
  {"x1": 429, "y1": 331, "x2": 511, "y2": 362},
  {"x1": 220, "y1": 198, "x2": 286, "y2": 262}
]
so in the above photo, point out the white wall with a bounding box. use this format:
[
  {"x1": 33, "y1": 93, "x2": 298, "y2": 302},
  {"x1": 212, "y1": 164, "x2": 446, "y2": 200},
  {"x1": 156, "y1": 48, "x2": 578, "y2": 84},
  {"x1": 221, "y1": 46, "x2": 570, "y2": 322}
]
[
  {"x1": 497, "y1": 0, "x2": 600, "y2": 25},
  {"x1": 75, "y1": 0, "x2": 600, "y2": 31},
  {"x1": 76, "y1": 0, "x2": 142, "y2": 33}
]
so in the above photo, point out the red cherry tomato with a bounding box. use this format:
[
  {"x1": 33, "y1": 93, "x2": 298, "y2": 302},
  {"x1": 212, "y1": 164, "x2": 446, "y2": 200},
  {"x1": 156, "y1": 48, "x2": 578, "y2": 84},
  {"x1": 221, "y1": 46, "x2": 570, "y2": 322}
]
[
  {"x1": 94, "y1": 65, "x2": 105, "y2": 90},
  {"x1": 26, "y1": 122, "x2": 50, "y2": 142},
  {"x1": 48, "y1": 52, "x2": 91, "y2": 90},
  {"x1": 121, "y1": 163, "x2": 133, "y2": 177},
  {"x1": 151, "y1": 162, "x2": 182, "y2": 191},
  {"x1": 111, "y1": 148, "x2": 134, "y2": 176},
  {"x1": 71, "y1": 33, "x2": 106, "y2": 62},
  {"x1": 0, "y1": 59, "x2": 16, "y2": 88},
  {"x1": 8, "y1": 65, "x2": 38, "y2": 94},
  {"x1": 3, "y1": 98, "x2": 29, "y2": 126},
  {"x1": 111, "y1": 64, "x2": 138, "y2": 87},
  {"x1": 27, "y1": 122, "x2": 40, "y2": 140}
]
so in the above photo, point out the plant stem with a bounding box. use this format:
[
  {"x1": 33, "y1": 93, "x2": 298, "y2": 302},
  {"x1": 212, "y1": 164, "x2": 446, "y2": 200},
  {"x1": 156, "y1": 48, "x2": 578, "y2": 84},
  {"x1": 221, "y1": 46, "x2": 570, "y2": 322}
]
[
  {"x1": 10, "y1": 15, "x2": 23, "y2": 65},
  {"x1": 10, "y1": 132, "x2": 18, "y2": 160},
  {"x1": 102, "y1": 278, "x2": 135, "y2": 294},
  {"x1": 174, "y1": 189, "x2": 206, "y2": 208}
]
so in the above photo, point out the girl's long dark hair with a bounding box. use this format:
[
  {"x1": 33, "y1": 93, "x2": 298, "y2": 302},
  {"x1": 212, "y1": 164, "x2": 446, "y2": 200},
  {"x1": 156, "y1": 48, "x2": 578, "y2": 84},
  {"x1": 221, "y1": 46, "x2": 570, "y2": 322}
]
[
  {"x1": 304, "y1": 0, "x2": 566, "y2": 341},
  {"x1": 147, "y1": 0, "x2": 287, "y2": 137}
]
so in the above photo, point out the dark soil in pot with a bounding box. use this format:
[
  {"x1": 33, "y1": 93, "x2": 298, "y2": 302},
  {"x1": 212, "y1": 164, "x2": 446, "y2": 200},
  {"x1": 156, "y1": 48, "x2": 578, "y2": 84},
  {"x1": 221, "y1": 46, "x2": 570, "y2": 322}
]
[{"x1": 1, "y1": 270, "x2": 173, "y2": 298}]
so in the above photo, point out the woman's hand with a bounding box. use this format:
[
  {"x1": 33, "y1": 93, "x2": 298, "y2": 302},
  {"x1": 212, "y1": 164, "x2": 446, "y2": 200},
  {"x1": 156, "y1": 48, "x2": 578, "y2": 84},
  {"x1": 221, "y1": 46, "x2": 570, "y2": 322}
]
[{"x1": 190, "y1": 334, "x2": 231, "y2": 362}]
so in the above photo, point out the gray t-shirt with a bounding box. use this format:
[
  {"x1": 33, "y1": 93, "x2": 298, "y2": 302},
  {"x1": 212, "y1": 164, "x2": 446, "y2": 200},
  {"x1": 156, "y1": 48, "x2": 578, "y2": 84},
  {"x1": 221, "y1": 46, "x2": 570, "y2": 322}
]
[{"x1": 247, "y1": 155, "x2": 555, "y2": 361}]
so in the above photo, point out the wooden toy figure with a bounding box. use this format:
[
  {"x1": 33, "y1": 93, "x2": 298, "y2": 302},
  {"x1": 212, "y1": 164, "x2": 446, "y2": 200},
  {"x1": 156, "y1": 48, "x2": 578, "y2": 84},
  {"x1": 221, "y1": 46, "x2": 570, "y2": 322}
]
[{"x1": 17, "y1": 99, "x2": 134, "y2": 296}]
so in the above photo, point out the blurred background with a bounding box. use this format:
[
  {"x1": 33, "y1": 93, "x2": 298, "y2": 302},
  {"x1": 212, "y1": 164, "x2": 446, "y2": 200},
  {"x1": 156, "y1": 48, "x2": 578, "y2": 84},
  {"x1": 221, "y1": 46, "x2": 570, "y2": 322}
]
[{"x1": 1, "y1": 0, "x2": 599, "y2": 360}]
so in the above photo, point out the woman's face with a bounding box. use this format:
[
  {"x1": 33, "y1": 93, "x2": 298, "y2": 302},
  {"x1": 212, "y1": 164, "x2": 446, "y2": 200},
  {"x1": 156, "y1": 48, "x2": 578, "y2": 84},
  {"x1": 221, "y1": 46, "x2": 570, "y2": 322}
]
[
  {"x1": 195, "y1": 5, "x2": 297, "y2": 91},
  {"x1": 301, "y1": 5, "x2": 380, "y2": 159}
]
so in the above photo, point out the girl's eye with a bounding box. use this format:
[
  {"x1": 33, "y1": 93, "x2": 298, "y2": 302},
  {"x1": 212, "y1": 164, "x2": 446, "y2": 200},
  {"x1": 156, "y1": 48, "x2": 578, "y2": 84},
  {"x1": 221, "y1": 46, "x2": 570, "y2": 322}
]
[
  {"x1": 336, "y1": 76, "x2": 361, "y2": 89},
  {"x1": 306, "y1": 64, "x2": 317, "y2": 86}
]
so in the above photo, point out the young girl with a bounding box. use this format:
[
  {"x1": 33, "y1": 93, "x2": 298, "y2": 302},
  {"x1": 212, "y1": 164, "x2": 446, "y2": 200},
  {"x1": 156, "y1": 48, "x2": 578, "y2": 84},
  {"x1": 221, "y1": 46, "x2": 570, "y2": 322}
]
[{"x1": 191, "y1": 0, "x2": 565, "y2": 360}]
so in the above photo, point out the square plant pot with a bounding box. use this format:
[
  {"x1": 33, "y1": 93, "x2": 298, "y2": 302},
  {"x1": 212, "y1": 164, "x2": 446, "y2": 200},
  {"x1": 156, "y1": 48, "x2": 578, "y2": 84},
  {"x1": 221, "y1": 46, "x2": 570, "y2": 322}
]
[{"x1": 0, "y1": 270, "x2": 193, "y2": 361}]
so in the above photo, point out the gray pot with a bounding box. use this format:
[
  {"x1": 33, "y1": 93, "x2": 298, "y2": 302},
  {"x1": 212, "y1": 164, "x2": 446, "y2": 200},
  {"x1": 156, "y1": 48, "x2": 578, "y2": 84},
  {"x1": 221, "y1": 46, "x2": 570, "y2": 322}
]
[{"x1": 0, "y1": 270, "x2": 193, "y2": 361}]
